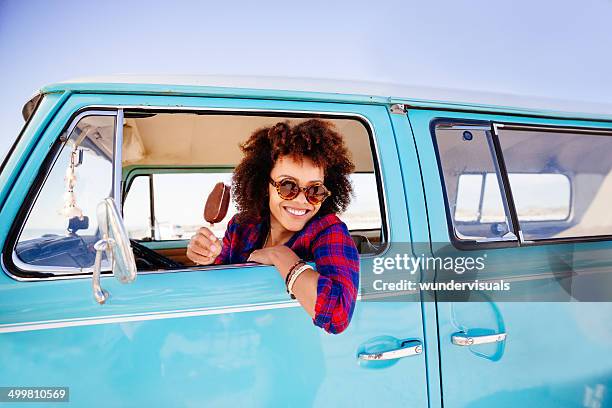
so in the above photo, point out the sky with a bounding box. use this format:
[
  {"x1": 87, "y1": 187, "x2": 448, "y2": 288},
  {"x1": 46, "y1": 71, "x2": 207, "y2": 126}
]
[{"x1": 1, "y1": 0, "x2": 612, "y2": 158}]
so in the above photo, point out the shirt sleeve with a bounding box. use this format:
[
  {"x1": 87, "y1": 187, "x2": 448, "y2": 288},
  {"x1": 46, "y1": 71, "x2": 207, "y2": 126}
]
[
  {"x1": 213, "y1": 216, "x2": 236, "y2": 265},
  {"x1": 311, "y1": 222, "x2": 359, "y2": 334}
]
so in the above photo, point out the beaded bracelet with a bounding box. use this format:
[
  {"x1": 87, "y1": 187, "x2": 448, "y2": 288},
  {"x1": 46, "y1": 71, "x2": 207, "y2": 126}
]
[
  {"x1": 285, "y1": 259, "x2": 305, "y2": 287},
  {"x1": 287, "y1": 264, "x2": 313, "y2": 298}
]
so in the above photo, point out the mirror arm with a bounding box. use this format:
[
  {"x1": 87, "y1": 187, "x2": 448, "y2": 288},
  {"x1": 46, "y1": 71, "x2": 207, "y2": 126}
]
[
  {"x1": 92, "y1": 197, "x2": 137, "y2": 304},
  {"x1": 92, "y1": 237, "x2": 114, "y2": 304}
]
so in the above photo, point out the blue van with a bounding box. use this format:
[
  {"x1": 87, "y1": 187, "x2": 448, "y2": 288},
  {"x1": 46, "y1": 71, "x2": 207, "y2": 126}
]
[{"x1": 1, "y1": 76, "x2": 611, "y2": 407}]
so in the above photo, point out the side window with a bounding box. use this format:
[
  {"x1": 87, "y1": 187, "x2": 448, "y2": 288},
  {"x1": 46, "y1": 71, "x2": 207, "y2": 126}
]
[
  {"x1": 433, "y1": 123, "x2": 516, "y2": 242},
  {"x1": 498, "y1": 126, "x2": 612, "y2": 240},
  {"x1": 14, "y1": 113, "x2": 116, "y2": 270},
  {"x1": 120, "y1": 113, "x2": 384, "y2": 258}
]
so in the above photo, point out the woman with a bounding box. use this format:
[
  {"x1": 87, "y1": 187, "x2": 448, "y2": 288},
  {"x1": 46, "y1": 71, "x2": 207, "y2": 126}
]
[{"x1": 186, "y1": 119, "x2": 359, "y2": 334}]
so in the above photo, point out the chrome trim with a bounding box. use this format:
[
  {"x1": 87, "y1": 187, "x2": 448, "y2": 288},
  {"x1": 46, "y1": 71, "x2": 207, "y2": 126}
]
[
  {"x1": 65, "y1": 110, "x2": 117, "y2": 144},
  {"x1": 452, "y1": 332, "x2": 507, "y2": 346},
  {"x1": 358, "y1": 340, "x2": 423, "y2": 360},
  {"x1": 0, "y1": 300, "x2": 303, "y2": 334},
  {"x1": 436, "y1": 125, "x2": 490, "y2": 131},
  {"x1": 92, "y1": 239, "x2": 111, "y2": 304},
  {"x1": 475, "y1": 231, "x2": 518, "y2": 243},
  {"x1": 11, "y1": 251, "x2": 111, "y2": 276},
  {"x1": 497, "y1": 122, "x2": 612, "y2": 135},
  {"x1": 492, "y1": 122, "x2": 503, "y2": 135},
  {"x1": 113, "y1": 109, "x2": 124, "y2": 205},
  {"x1": 5, "y1": 105, "x2": 390, "y2": 281}
]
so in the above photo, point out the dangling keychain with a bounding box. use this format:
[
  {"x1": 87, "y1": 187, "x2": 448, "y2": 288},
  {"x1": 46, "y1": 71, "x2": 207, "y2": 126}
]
[{"x1": 60, "y1": 147, "x2": 84, "y2": 220}]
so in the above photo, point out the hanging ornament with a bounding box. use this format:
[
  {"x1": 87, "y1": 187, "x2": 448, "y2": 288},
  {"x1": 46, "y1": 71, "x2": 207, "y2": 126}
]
[{"x1": 60, "y1": 148, "x2": 84, "y2": 220}]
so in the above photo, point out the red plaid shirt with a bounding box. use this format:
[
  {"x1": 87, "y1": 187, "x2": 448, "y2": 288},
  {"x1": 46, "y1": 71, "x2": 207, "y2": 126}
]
[{"x1": 214, "y1": 213, "x2": 359, "y2": 334}]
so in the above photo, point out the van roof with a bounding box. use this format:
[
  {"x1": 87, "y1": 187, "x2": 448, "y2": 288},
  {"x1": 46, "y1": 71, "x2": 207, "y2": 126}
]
[{"x1": 40, "y1": 75, "x2": 612, "y2": 121}]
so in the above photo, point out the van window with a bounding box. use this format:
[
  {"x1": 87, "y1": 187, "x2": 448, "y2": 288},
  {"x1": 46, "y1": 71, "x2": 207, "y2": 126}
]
[
  {"x1": 120, "y1": 112, "x2": 384, "y2": 267},
  {"x1": 14, "y1": 113, "x2": 116, "y2": 270},
  {"x1": 498, "y1": 127, "x2": 612, "y2": 240},
  {"x1": 433, "y1": 123, "x2": 516, "y2": 242}
]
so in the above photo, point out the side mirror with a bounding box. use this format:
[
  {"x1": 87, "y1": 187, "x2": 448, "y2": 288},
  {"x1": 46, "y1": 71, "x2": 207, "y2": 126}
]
[{"x1": 92, "y1": 197, "x2": 137, "y2": 304}]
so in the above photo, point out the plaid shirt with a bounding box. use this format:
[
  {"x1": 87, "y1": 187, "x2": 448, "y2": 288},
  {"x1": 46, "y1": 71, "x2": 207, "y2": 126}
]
[{"x1": 214, "y1": 213, "x2": 359, "y2": 334}]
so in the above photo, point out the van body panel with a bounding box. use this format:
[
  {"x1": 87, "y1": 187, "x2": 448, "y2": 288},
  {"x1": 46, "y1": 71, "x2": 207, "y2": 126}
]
[{"x1": 409, "y1": 108, "x2": 612, "y2": 407}]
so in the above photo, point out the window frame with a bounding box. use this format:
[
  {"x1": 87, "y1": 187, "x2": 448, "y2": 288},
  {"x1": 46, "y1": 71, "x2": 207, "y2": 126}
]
[
  {"x1": 5, "y1": 109, "x2": 120, "y2": 280},
  {"x1": 431, "y1": 117, "x2": 612, "y2": 250},
  {"x1": 430, "y1": 118, "x2": 519, "y2": 250},
  {"x1": 4, "y1": 105, "x2": 389, "y2": 280}
]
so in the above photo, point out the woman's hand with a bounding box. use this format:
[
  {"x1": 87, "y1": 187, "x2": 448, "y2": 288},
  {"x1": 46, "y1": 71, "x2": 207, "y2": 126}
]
[
  {"x1": 247, "y1": 245, "x2": 300, "y2": 278},
  {"x1": 186, "y1": 227, "x2": 222, "y2": 265},
  {"x1": 246, "y1": 247, "x2": 276, "y2": 265}
]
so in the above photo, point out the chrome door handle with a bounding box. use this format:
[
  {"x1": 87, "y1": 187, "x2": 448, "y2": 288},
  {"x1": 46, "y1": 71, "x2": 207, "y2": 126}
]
[
  {"x1": 452, "y1": 332, "x2": 507, "y2": 346},
  {"x1": 358, "y1": 340, "x2": 423, "y2": 361}
]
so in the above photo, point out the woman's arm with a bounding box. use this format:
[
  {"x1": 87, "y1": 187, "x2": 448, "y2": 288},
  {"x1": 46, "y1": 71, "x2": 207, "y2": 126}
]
[
  {"x1": 307, "y1": 223, "x2": 359, "y2": 334},
  {"x1": 248, "y1": 222, "x2": 359, "y2": 334},
  {"x1": 267, "y1": 247, "x2": 319, "y2": 318}
]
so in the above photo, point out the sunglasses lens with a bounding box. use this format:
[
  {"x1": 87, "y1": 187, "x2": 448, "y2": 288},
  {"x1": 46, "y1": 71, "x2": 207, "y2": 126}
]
[
  {"x1": 278, "y1": 179, "x2": 299, "y2": 199},
  {"x1": 306, "y1": 184, "x2": 329, "y2": 204}
]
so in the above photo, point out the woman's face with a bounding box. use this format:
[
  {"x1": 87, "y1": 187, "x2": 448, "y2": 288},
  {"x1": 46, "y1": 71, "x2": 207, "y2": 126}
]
[{"x1": 269, "y1": 155, "x2": 325, "y2": 232}]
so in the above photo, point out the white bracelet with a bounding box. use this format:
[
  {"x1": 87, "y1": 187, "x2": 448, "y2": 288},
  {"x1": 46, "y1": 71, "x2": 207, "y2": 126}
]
[{"x1": 288, "y1": 264, "x2": 313, "y2": 296}]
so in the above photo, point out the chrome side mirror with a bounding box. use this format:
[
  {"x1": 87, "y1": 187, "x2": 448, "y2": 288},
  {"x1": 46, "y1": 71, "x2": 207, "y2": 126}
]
[{"x1": 92, "y1": 197, "x2": 137, "y2": 304}]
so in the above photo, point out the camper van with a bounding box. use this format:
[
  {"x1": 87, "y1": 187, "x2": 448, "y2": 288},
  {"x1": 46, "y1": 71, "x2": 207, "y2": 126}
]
[{"x1": 1, "y1": 76, "x2": 611, "y2": 407}]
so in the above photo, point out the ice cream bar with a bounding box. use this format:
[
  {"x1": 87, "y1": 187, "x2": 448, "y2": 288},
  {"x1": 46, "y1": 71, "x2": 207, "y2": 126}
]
[{"x1": 204, "y1": 182, "x2": 230, "y2": 225}]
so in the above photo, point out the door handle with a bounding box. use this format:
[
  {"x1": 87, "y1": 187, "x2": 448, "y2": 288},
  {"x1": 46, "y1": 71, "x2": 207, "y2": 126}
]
[
  {"x1": 451, "y1": 331, "x2": 507, "y2": 346},
  {"x1": 358, "y1": 340, "x2": 423, "y2": 361}
]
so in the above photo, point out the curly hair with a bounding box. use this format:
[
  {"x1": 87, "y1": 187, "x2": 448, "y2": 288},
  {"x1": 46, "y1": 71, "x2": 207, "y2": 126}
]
[{"x1": 232, "y1": 119, "x2": 355, "y2": 222}]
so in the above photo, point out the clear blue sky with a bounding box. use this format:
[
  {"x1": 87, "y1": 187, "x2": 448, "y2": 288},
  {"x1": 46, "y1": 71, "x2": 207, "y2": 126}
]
[{"x1": 1, "y1": 0, "x2": 611, "y2": 159}]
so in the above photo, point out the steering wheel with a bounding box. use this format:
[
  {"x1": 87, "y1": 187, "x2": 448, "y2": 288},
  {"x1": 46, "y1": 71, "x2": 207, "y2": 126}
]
[{"x1": 130, "y1": 239, "x2": 184, "y2": 270}]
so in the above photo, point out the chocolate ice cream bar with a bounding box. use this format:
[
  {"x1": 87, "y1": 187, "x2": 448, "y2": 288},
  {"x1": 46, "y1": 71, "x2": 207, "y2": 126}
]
[{"x1": 204, "y1": 182, "x2": 230, "y2": 225}]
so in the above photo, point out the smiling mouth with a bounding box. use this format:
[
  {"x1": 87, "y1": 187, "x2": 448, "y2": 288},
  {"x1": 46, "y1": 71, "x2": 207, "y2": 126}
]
[{"x1": 284, "y1": 207, "x2": 310, "y2": 217}]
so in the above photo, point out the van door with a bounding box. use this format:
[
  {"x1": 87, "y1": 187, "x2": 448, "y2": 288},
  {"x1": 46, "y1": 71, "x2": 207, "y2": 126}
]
[
  {"x1": 0, "y1": 93, "x2": 430, "y2": 407},
  {"x1": 409, "y1": 108, "x2": 612, "y2": 408}
]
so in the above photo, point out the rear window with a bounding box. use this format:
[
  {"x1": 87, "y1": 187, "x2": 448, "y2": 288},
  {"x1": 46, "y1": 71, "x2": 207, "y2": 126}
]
[{"x1": 433, "y1": 120, "x2": 612, "y2": 246}]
